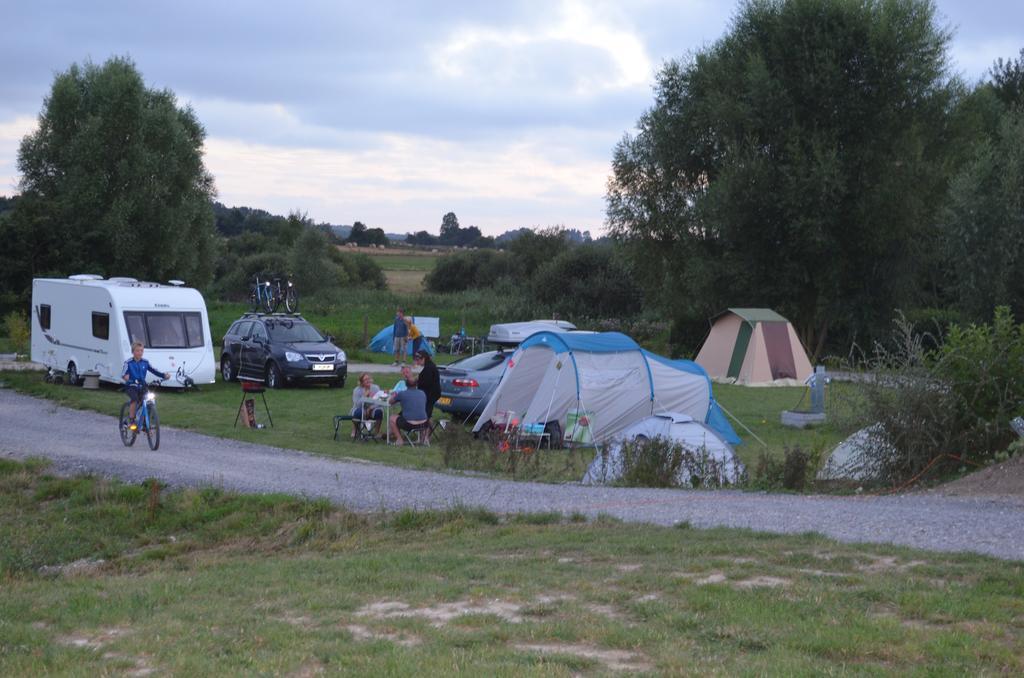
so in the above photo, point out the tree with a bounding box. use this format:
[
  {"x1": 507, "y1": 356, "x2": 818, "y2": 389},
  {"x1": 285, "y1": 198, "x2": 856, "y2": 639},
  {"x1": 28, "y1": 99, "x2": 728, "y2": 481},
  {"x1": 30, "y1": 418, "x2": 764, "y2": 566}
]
[
  {"x1": 347, "y1": 221, "x2": 368, "y2": 245},
  {"x1": 942, "y1": 106, "x2": 1024, "y2": 321},
  {"x1": 607, "y1": 0, "x2": 957, "y2": 357},
  {"x1": 1, "y1": 56, "x2": 215, "y2": 311},
  {"x1": 991, "y1": 48, "x2": 1024, "y2": 108},
  {"x1": 439, "y1": 212, "x2": 460, "y2": 243},
  {"x1": 406, "y1": 230, "x2": 438, "y2": 246}
]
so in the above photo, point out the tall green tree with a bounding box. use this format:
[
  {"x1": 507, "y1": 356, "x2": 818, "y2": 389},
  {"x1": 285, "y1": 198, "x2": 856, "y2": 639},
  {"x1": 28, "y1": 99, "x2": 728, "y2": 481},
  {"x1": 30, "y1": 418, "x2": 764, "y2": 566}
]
[
  {"x1": 439, "y1": 212, "x2": 460, "y2": 243},
  {"x1": 941, "y1": 92, "x2": 1024, "y2": 321},
  {"x1": 0, "y1": 56, "x2": 215, "y2": 310},
  {"x1": 607, "y1": 0, "x2": 957, "y2": 357}
]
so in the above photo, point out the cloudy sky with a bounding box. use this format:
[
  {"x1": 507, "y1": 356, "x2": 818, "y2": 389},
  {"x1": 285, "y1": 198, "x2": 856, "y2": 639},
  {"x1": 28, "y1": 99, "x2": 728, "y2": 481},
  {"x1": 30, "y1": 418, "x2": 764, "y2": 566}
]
[{"x1": 1, "y1": 1, "x2": 1021, "y2": 236}]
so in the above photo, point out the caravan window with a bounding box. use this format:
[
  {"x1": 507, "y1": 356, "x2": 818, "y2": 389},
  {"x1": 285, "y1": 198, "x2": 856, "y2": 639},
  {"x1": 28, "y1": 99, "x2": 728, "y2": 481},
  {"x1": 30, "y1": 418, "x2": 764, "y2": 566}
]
[
  {"x1": 146, "y1": 314, "x2": 188, "y2": 348},
  {"x1": 124, "y1": 313, "x2": 147, "y2": 345},
  {"x1": 184, "y1": 313, "x2": 204, "y2": 348},
  {"x1": 124, "y1": 312, "x2": 206, "y2": 349},
  {"x1": 92, "y1": 312, "x2": 110, "y2": 340},
  {"x1": 39, "y1": 304, "x2": 51, "y2": 330}
]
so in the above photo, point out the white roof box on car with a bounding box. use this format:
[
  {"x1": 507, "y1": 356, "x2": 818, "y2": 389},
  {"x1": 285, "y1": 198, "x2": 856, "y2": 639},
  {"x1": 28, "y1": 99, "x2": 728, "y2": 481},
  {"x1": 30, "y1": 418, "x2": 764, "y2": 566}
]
[{"x1": 486, "y1": 319, "x2": 577, "y2": 347}]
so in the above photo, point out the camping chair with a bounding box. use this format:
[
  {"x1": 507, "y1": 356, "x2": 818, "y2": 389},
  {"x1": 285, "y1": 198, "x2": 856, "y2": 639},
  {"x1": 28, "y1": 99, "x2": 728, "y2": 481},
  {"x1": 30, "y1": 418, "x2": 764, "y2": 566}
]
[
  {"x1": 334, "y1": 408, "x2": 382, "y2": 442},
  {"x1": 332, "y1": 414, "x2": 354, "y2": 441},
  {"x1": 401, "y1": 420, "x2": 432, "y2": 447}
]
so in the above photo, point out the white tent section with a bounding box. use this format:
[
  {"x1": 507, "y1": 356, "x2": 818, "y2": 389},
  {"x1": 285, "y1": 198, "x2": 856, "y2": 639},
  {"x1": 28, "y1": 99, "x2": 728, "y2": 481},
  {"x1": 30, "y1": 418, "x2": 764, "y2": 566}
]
[
  {"x1": 472, "y1": 331, "x2": 740, "y2": 445},
  {"x1": 582, "y1": 413, "x2": 745, "y2": 487},
  {"x1": 817, "y1": 424, "x2": 893, "y2": 482}
]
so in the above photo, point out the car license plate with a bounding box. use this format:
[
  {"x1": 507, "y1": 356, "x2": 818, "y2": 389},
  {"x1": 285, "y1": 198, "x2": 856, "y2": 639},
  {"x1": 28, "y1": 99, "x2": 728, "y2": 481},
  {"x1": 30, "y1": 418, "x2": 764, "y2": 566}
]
[
  {"x1": 312, "y1": 364, "x2": 333, "y2": 371},
  {"x1": 437, "y1": 397, "x2": 452, "y2": 405}
]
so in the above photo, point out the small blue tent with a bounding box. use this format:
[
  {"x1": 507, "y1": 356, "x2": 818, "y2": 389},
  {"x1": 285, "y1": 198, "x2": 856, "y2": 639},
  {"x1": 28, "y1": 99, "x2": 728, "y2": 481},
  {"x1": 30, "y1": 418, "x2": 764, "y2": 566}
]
[{"x1": 367, "y1": 325, "x2": 435, "y2": 357}]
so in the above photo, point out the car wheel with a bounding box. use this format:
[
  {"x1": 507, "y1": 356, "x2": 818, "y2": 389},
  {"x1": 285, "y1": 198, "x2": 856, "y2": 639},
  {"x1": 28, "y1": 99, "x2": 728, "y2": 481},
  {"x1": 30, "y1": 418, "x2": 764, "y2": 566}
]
[
  {"x1": 266, "y1": 362, "x2": 284, "y2": 389},
  {"x1": 66, "y1": 362, "x2": 80, "y2": 387},
  {"x1": 329, "y1": 376, "x2": 345, "y2": 388},
  {"x1": 221, "y1": 356, "x2": 237, "y2": 382}
]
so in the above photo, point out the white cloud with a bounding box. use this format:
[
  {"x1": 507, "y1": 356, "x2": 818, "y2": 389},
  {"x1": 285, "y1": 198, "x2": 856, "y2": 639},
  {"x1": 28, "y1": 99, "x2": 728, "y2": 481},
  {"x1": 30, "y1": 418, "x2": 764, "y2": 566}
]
[
  {"x1": 951, "y1": 38, "x2": 1023, "y2": 81},
  {"x1": 432, "y1": 0, "x2": 652, "y2": 96},
  {"x1": 0, "y1": 115, "x2": 36, "y2": 194},
  {"x1": 204, "y1": 129, "x2": 610, "y2": 232}
]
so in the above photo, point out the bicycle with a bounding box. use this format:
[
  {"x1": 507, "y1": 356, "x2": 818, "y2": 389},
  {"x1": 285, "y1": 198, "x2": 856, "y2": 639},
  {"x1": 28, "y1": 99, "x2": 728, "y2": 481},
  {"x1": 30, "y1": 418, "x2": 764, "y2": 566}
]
[
  {"x1": 119, "y1": 381, "x2": 162, "y2": 450},
  {"x1": 249, "y1": 274, "x2": 298, "y2": 314}
]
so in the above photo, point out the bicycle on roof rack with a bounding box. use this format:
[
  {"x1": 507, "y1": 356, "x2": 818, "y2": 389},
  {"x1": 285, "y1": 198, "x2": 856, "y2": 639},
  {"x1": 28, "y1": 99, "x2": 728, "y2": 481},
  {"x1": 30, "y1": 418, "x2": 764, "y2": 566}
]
[{"x1": 249, "y1": 273, "x2": 298, "y2": 314}]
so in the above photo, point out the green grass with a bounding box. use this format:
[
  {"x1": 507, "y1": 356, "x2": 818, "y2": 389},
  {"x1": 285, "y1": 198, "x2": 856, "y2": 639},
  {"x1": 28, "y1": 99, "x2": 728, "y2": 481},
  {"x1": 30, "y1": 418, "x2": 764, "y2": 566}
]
[
  {"x1": 1, "y1": 459, "x2": 1022, "y2": 675},
  {"x1": 0, "y1": 370, "x2": 853, "y2": 483},
  {"x1": 711, "y1": 382, "x2": 850, "y2": 470},
  {"x1": 365, "y1": 253, "x2": 441, "y2": 272},
  {"x1": 0, "y1": 370, "x2": 592, "y2": 481}
]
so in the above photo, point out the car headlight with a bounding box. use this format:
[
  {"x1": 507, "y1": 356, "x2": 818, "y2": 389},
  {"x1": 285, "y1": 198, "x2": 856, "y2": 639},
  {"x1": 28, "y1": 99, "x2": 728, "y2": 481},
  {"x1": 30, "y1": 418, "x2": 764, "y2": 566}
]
[
  {"x1": 145, "y1": 392, "x2": 156, "y2": 402},
  {"x1": 336, "y1": 351, "x2": 346, "y2": 363},
  {"x1": 285, "y1": 351, "x2": 302, "y2": 362}
]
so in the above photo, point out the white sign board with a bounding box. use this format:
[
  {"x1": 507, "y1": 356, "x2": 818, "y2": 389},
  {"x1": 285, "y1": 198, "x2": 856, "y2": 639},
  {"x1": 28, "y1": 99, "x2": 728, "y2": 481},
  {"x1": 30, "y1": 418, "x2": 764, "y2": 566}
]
[{"x1": 413, "y1": 316, "x2": 440, "y2": 338}]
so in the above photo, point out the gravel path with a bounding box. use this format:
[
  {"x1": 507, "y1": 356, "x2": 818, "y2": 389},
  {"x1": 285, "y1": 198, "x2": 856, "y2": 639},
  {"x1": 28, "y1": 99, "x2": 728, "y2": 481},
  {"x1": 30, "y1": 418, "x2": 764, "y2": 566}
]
[{"x1": 2, "y1": 389, "x2": 1022, "y2": 561}]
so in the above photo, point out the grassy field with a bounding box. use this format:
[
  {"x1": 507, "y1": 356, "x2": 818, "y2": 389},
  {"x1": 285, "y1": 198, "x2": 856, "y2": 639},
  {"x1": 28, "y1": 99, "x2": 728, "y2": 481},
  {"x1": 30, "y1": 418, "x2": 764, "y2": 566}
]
[
  {"x1": 1, "y1": 369, "x2": 848, "y2": 478},
  {"x1": 344, "y1": 246, "x2": 443, "y2": 296},
  {"x1": 1, "y1": 458, "x2": 1021, "y2": 675}
]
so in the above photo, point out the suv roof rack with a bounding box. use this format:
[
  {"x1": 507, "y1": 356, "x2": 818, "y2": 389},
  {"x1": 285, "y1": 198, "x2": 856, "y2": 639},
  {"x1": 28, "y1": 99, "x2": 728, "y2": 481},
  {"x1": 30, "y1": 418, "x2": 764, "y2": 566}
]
[{"x1": 242, "y1": 312, "x2": 305, "y2": 319}]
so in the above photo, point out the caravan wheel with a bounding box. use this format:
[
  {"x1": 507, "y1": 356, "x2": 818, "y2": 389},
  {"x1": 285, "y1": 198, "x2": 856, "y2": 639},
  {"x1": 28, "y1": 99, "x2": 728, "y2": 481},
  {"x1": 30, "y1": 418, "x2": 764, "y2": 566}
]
[{"x1": 66, "y1": 362, "x2": 80, "y2": 387}]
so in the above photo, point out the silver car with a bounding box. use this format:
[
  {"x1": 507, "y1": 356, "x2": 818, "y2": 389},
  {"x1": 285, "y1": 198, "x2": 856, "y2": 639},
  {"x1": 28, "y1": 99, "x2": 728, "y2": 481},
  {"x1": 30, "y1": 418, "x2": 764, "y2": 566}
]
[{"x1": 438, "y1": 350, "x2": 510, "y2": 418}]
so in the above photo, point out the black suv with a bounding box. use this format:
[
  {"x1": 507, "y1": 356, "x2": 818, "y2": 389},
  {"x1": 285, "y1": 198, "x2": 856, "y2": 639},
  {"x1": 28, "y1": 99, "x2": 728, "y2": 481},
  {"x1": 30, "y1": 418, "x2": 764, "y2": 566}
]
[{"x1": 221, "y1": 313, "x2": 347, "y2": 388}]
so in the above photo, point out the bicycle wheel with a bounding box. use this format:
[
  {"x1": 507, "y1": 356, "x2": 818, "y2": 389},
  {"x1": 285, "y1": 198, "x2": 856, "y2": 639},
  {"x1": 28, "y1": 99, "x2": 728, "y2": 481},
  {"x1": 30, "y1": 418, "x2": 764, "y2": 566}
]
[
  {"x1": 145, "y1": 404, "x2": 160, "y2": 451},
  {"x1": 284, "y1": 286, "x2": 298, "y2": 313},
  {"x1": 249, "y1": 287, "x2": 260, "y2": 312},
  {"x1": 261, "y1": 287, "x2": 275, "y2": 314},
  {"x1": 119, "y1": 402, "x2": 137, "y2": 447}
]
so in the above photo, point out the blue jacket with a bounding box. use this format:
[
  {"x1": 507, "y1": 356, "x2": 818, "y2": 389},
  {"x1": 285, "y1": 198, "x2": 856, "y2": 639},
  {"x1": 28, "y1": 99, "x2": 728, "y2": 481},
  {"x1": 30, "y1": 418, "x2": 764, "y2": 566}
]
[
  {"x1": 122, "y1": 358, "x2": 164, "y2": 385},
  {"x1": 393, "y1": 316, "x2": 409, "y2": 338}
]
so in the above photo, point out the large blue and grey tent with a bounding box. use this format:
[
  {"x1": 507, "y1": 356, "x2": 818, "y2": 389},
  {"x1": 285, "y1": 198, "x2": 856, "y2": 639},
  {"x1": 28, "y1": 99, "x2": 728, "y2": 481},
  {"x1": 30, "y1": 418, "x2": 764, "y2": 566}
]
[{"x1": 472, "y1": 331, "x2": 739, "y2": 445}]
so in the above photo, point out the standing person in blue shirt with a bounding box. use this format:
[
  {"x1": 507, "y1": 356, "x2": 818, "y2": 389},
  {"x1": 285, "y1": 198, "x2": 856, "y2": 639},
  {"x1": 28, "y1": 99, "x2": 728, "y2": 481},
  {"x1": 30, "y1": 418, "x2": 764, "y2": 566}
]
[
  {"x1": 392, "y1": 308, "x2": 409, "y2": 366},
  {"x1": 122, "y1": 341, "x2": 169, "y2": 429}
]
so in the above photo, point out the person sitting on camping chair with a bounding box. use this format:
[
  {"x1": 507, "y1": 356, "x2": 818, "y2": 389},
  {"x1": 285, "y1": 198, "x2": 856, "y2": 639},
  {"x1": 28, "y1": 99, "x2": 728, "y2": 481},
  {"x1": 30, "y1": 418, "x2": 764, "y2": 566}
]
[
  {"x1": 350, "y1": 373, "x2": 383, "y2": 439},
  {"x1": 388, "y1": 375, "x2": 429, "y2": 445}
]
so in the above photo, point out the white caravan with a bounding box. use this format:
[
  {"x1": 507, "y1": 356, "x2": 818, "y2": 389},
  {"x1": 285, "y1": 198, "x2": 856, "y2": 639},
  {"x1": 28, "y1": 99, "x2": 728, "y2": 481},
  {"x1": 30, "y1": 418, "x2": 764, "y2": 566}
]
[{"x1": 31, "y1": 275, "x2": 217, "y2": 388}]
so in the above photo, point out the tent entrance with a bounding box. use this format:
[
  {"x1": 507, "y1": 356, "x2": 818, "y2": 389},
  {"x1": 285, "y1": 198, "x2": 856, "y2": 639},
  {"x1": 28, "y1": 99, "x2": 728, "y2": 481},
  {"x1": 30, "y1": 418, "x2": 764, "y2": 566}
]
[{"x1": 762, "y1": 322, "x2": 797, "y2": 380}]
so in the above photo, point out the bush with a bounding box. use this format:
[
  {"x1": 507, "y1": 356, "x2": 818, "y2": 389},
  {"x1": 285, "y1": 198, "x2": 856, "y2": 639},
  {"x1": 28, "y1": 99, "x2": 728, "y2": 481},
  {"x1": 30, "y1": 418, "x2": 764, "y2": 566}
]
[
  {"x1": 613, "y1": 436, "x2": 734, "y2": 488},
  {"x1": 424, "y1": 250, "x2": 513, "y2": 293},
  {"x1": 752, "y1": 445, "x2": 813, "y2": 491},
  {"x1": 3, "y1": 311, "x2": 29, "y2": 355},
  {"x1": 531, "y1": 245, "x2": 643, "y2": 318},
  {"x1": 849, "y1": 308, "x2": 1024, "y2": 485},
  {"x1": 935, "y1": 306, "x2": 1024, "y2": 454}
]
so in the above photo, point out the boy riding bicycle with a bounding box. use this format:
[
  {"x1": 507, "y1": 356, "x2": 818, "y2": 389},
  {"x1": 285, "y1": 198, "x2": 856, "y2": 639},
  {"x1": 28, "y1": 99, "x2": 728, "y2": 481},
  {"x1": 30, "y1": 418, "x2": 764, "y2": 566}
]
[{"x1": 122, "y1": 341, "x2": 169, "y2": 430}]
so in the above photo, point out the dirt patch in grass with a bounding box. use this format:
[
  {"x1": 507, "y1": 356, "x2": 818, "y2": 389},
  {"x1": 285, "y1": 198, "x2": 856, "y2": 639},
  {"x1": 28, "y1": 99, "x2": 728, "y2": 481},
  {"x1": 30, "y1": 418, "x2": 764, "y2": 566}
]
[
  {"x1": 344, "y1": 624, "x2": 421, "y2": 647},
  {"x1": 59, "y1": 626, "x2": 131, "y2": 649},
  {"x1": 857, "y1": 556, "x2": 926, "y2": 573},
  {"x1": 38, "y1": 557, "x2": 107, "y2": 577},
  {"x1": 677, "y1": 571, "x2": 791, "y2": 588},
  {"x1": 356, "y1": 599, "x2": 526, "y2": 626},
  {"x1": 275, "y1": 613, "x2": 316, "y2": 629},
  {"x1": 514, "y1": 643, "x2": 652, "y2": 673},
  {"x1": 733, "y1": 575, "x2": 790, "y2": 589}
]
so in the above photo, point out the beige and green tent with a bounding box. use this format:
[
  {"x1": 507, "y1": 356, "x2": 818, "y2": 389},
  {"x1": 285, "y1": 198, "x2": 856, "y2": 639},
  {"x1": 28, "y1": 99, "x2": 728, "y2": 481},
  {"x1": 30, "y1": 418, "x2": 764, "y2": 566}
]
[{"x1": 695, "y1": 308, "x2": 812, "y2": 386}]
